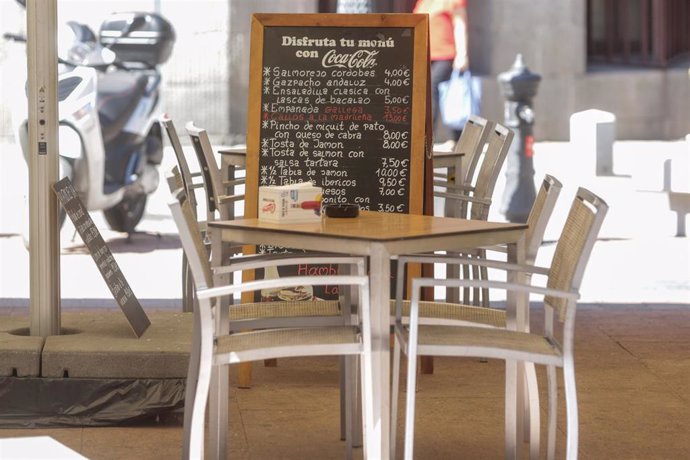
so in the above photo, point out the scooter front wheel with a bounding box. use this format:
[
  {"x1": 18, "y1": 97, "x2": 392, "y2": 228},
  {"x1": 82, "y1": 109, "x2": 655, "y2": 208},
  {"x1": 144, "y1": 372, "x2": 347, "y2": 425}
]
[{"x1": 103, "y1": 193, "x2": 147, "y2": 233}]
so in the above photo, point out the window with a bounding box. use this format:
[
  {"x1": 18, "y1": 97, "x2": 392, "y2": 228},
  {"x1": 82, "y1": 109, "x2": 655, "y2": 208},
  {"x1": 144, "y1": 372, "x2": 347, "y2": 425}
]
[{"x1": 587, "y1": 0, "x2": 690, "y2": 67}]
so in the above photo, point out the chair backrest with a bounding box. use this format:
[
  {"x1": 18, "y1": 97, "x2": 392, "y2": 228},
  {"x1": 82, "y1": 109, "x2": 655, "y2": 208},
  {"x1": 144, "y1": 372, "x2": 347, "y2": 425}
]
[
  {"x1": 169, "y1": 188, "x2": 214, "y2": 291},
  {"x1": 453, "y1": 115, "x2": 494, "y2": 187},
  {"x1": 160, "y1": 116, "x2": 198, "y2": 211},
  {"x1": 545, "y1": 187, "x2": 608, "y2": 320},
  {"x1": 185, "y1": 121, "x2": 229, "y2": 221},
  {"x1": 524, "y1": 175, "x2": 562, "y2": 264},
  {"x1": 468, "y1": 122, "x2": 514, "y2": 221},
  {"x1": 166, "y1": 165, "x2": 185, "y2": 194}
]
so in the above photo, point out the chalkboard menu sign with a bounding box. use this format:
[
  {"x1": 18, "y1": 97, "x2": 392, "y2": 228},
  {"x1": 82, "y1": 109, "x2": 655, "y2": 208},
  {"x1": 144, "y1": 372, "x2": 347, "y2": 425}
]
[
  {"x1": 244, "y1": 14, "x2": 429, "y2": 300},
  {"x1": 53, "y1": 177, "x2": 150, "y2": 337},
  {"x1": 245, "y1": 13, "x2": 429, "y2": 218}
]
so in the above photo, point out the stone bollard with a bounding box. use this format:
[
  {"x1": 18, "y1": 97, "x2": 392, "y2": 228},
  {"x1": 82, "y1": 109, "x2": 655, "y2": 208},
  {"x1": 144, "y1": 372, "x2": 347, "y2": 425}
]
[{"x1": 569, "y1": 109, "x2": 616, "y2": 176}]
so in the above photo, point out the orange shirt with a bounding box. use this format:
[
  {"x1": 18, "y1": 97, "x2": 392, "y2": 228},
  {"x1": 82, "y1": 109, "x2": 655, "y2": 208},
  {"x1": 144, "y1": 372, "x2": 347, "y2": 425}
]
[{"x1": 414, "y1": 0, "x2": 466, "y2": 61}]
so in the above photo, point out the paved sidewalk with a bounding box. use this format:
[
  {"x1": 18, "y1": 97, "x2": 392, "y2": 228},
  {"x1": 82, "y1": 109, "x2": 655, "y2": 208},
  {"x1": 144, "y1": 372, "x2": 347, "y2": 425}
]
[{"x1": 1, "y1": 138, "x2": 688, "y2": 307}]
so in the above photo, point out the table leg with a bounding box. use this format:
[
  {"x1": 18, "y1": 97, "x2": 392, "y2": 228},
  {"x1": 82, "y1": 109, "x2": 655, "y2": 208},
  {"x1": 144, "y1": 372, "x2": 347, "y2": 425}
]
[
  {"x1": 238, "y1": 362, "x2": 253, "y2": 388},
  {"x1": 369, "y1": 243, "x2": 391, "y2": 459},
  {"x1": 506, "y1": 235, "x2": 527, "y2": 458}
]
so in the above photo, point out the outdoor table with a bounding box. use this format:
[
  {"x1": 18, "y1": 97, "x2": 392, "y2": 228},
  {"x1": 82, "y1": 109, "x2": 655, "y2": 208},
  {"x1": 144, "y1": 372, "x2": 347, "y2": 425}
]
[{"x1": 207, "y1": 211, "x2": 527, "y2": 459}]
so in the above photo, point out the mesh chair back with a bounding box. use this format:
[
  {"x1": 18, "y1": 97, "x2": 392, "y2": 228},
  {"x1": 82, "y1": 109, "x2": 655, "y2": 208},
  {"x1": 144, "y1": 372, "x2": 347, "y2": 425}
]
[
  {"x1": 160, "y1": 116, "x2": 198, "y2": 210},
  {"x1": 186, "y1": 122, "x2": 228, "y2": 220},
  {"x1": 545, "y1": 187, "x2": 608, "y2": 319},
  {"x1": 524, "y1": 175, "x2": 562, "y2": 264},
  {"x1": 454, "y1": 115, "x2": 494, "y2": 187},
  {"x1": 169, "y1": 189, "x2": 214, "y2": 290},
  {"x1": 166, "y1": 165, "x2": 185, "y2": 193},
  {"x1": 468, "y1": 122, "x2": 513, "y2": 221}
]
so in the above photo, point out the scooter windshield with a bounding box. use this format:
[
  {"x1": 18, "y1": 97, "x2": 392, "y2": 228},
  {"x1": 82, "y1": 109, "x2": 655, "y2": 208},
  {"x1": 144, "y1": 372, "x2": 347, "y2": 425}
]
[{"x1": 57, "y1": 22, "x2": 115, "y2": 68}]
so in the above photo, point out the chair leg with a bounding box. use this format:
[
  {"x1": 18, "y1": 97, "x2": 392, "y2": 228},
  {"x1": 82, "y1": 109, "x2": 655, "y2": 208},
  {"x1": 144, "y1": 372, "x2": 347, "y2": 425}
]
[
  {"x1": 403, "y1": 347, "x2": 419, "y2": 460},
  {"x1": 186, "y1": 321, "x2": 214, "y2": 460},
  {"x1": 505, "y1": 359, "x2": 518, "y2": 459},
  {"x1": 353, "y1": 358, "x2": 363, "y2": 448},
  {"x1": 563, "y1": 361, "x2": 579, "y2": 460},
  {"x1": 546, "y1": 365, "x2": 557, "y2": 460},
  {"x1": 340, "y1": 357, "x2": 346, "y2": 442},
  {"x1": 525, "y1": 362, "x2": 541, "y2": 460},
  {"x1": 343, "y1": 356, "x2": 360, "y2": 460},
  {"x1": 462, "y1": 263, "x2": 471, "y2": 304},
  {"x1": 390, "y1": 337, "x2": 402, "y2": 459},
  {"x1": 182, "y1": 254, "x2": 195, "y2": 313},
  {"x1": 182, "y1": 308, "x2": 202, "y2": 459},
  {"x1": 359, "y1": 344, "x2": 375, "y2": 459},
  {"x1": 208, "y1": 366, "x2": 229, "y2": 459},
  {"x1": 340, "y1": 356, "x2": 362, "y2": 450}
]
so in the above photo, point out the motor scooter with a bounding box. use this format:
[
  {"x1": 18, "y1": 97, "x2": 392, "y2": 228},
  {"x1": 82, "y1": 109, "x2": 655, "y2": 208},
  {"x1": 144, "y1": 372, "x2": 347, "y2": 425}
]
[{"x1": 5, "y1": 4, "x2": 175, "y2": 235}]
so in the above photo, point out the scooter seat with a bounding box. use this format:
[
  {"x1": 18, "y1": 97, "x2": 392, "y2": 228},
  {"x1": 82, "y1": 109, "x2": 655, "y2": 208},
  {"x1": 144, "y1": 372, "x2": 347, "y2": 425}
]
[{"x1": 98, "y1": 71, "x2": 148, "y2": 144}]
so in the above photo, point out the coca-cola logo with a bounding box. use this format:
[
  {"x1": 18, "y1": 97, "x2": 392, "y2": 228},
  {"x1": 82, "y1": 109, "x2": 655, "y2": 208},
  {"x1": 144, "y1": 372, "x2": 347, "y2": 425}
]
[{"x1": 321, "y1": 49, "x2": 378, "y2": 69}]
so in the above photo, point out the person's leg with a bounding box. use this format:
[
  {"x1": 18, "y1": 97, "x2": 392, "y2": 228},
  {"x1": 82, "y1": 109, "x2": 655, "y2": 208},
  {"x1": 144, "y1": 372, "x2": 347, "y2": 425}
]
[{"x1": 430, "y1": 59, "x2": 453, "y2": 141}]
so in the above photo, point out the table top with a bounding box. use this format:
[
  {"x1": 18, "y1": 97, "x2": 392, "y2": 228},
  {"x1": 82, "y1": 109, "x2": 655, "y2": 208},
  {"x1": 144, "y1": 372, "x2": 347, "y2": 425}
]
[{"x1": 208, "y1": 210, "x2": 525, "y2": 243}]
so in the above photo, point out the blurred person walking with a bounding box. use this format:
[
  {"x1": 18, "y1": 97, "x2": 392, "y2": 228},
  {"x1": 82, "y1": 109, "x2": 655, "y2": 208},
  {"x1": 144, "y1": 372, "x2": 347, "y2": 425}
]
[{"x1": 413, "y1": 0, "x2": 469, "y2": 147}]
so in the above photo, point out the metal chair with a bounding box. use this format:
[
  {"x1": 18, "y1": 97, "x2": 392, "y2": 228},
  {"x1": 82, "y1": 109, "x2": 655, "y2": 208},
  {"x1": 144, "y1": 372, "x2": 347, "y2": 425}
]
[
  {"x1": 160, "y1": 115, "x2": 203, "y2": 214},
  {"x1": 164, "y1": 168, "x2": 348, "y2": 330},
  {"x1": 390, "y1": 174, "x2": 562, "y2": 323},
  {"x1": 169, "y1": 187, "x2": 374, "y2": 459},
  {"x1": 185, "y1": 121, "x2": 244, "y2": 223},
  {"x1": 389, "y1": 174, "x2": 562, "y2": 455},
  {"x1": 181, "y1": 121, "x2": 348, "y2": 340},
  {"x1": 160, "y1": 116, "x2": 206, "y2": 312},
  {"x1": 392, "y1": 187, "x2": 608, "y2": 459},
  {"x1": 433, "y1": 115, "x2": 495, "y2": 219},
  {"x1": 434, "y1": 120, "x2": 511, "y2": 221},
  {"x1": 444, "y1": 122, "x2": 515, "y2": 307}
]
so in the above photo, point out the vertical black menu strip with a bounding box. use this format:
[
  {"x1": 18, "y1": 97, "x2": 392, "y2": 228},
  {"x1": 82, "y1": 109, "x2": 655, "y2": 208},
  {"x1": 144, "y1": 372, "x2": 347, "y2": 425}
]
[
  {"x1": 259, "y1": 26, "x2": 415, "y2": 213},
  {"x1": 53, "y1": 177, "x2": 150, "y2": 337}
]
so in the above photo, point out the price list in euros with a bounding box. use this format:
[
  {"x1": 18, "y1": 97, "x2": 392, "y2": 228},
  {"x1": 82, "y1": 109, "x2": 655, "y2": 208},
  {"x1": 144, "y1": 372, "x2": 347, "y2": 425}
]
[{"x1": 259, "y1": 26, "x2": 415, "y2": 213}]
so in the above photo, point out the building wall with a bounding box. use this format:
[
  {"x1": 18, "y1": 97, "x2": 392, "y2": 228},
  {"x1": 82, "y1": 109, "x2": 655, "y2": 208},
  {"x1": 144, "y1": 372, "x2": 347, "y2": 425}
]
[
  {"x1": 469, "y1": 0, "x2": 689, "y2": 140},
  {"x1": 226, "y1": 0, "x2": 317, "y2": 145},
  {"x1": 1, "y1": 0, "x2": 686, "y2": 142}
]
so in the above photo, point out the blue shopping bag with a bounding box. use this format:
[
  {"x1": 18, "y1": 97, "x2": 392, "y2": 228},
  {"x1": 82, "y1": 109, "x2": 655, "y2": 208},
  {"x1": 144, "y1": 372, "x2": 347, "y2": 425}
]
[{"x1": 438, "y1": 69, "x2": 481, "y2": 131}]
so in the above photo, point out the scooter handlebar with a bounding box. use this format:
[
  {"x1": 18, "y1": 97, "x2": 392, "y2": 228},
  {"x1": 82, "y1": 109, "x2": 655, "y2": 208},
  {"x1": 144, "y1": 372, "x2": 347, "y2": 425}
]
[{"x1": 3, "y1": 32, "x2": 27, "y2": 43}]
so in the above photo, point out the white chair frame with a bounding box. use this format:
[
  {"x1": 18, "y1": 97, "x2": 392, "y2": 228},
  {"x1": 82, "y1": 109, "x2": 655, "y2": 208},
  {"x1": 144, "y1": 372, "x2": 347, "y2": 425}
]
[{"x1": 392, "y1": 187, "x2": 608, "y2": 460}]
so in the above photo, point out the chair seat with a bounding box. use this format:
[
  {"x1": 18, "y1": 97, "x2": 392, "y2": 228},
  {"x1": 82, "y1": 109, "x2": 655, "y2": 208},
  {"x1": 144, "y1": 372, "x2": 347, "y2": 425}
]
[
  {"x1": 397, "y1": 324, "x2": 562, "y2": 365},
  {"x1": 390, "y1": 299, "x2": 505, "y2": 327},
  {"x1": 232, "y1": 300, "x2": 341, "y2": 321},
  {"x1": 216, "y1": 326, "x2": 362, "y2": 363}
]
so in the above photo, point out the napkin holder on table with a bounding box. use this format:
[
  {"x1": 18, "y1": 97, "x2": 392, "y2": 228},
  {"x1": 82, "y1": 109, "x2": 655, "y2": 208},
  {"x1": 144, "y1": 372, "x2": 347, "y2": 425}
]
[{"x1": 258, "y1": 182, "x2": 323, "y2": 223}]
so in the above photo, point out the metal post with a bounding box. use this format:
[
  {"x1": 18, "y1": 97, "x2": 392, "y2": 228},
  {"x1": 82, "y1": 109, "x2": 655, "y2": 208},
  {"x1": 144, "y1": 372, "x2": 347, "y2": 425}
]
[
  {"x1": 27, "y1": 0, "x2": 60, "y2": 336},
  {"x1": 498, "y1": 54, "x2": 541, "y2": 223}
]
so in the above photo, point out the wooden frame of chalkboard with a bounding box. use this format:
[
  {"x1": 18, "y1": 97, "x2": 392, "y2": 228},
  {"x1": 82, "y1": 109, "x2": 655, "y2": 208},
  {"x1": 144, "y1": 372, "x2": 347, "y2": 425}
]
[{"x1": 245, "y1": 13, "x2": 429, "y2": 219}]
